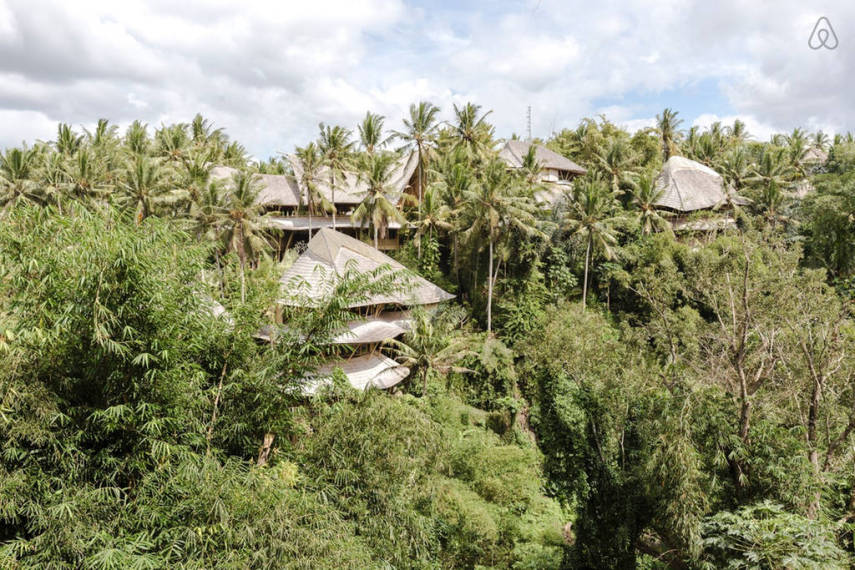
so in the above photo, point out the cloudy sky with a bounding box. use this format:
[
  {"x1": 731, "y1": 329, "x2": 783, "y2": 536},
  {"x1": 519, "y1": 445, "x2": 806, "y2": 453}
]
[{"x1": 0, "y1": 0, "x2": 850, "y2": 158}]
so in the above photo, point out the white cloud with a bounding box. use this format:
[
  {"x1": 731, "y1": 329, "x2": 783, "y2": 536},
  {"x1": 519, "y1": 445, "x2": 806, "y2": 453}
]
[{"x1": 0, "y1": 0, "x2": 852, "y2": 155}]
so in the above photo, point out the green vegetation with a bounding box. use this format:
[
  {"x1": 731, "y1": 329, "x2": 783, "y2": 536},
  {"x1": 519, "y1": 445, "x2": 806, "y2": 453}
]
[{"x1": 1, "y1": 109, "x2": 854, "y2": 568}]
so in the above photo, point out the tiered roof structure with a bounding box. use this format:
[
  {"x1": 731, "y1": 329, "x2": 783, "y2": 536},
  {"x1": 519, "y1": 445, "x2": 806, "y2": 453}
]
[{"x1": 278, "y1": 228, "x2": 453, "y2": 392}]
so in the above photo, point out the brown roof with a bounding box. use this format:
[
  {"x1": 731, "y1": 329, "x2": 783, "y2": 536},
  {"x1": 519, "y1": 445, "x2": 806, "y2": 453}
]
[
  {"x1": 286, "y1": 151, "x2": 419, "y2": 206},
  {"x1": 279, "y1": 228, "x2": 454, "y2": 308},
  {"x1": 211, "y1": 166, "x2": 303, "y2": 207},
  {"x1": 499, "y1": 140, "x2": 586, "y2": 175}
]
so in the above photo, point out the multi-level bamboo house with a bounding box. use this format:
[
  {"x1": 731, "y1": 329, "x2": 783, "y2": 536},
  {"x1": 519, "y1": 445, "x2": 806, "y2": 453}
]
[{"x1": 275, "y1": 227, "x2": 453, "y2": 392}]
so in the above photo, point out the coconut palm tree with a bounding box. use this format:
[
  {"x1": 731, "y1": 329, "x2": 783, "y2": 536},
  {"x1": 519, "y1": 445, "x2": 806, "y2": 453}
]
[
  {"x1": 462, "y1": 158, "x2": 541, "y2": 332},
  {"x1": 55, "y1": 123, "x2": 83, "y2": 157},
  {"x1": 812, "y1": 130, "x2": 830, "y2": 150},
  {"x1": 430, "y1": 148, "x2": 473, "y2": 282},
  {"x1": 629, "y1": 173, "x2": 670, "y2": 235},
  {"x1": 219, "y1": 171, "x2": 267, "y2": 302},
  {"x1": 387, "y1": 306, "x2": 474, "y2": 395},
  {"x1": 720, "y1": 146, "x2": 752, "y2": 193},
  {"x1": 352, "y1": 153, "x2": 408, "y2": 249},
  {"x1": 593, "y1": 137, "x2": 638, "y2": 193},
  {"x1": 412, "y1": 186, "x2": 453, "y2": 254},
  {"x1": 394, "y1": 101, "x2": 440, "y2": 191},
  {"x1": 118, "y1": 155, "x2": 172, "y2": 222},
  {"x1": 124, "y1": 120, "x2": 150, "y2": 156},
  {"x1": 393, "y1": 101, "x2": 441, "y2": 241},
  {"x1": 451, "y1": 102, "x2": 494, "y2": 158},
  {"x1": 656, "y1": 108, "x2": 683, "y2": 160},
  {"x1": 726, "y1": 119, "x2": 750, "y2": 145},
  {"x1": 563, "y1": 176, "x2": 621, "y2": 308},
  {"x1": 317, "y1": 123, "x2": 354, "y2": 230},
  {"x1": 786, "y1": 128, "x2": 810, "y2": 178},
  {"x1": 0, "y1": 146, "x2": 40, "y2": 213},
  {"x1": 294, "y1": 142, "x2": 329, "y2": 238},
  {"x1": 357, "y1": 111, "x2": 388, "y2": 155}
]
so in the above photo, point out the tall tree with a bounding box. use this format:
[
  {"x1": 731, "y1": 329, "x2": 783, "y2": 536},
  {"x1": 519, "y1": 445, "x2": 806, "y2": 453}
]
[
  {"x1": 219, "y1": 171, "x2": 267, "y2": 302},
  {"x1": 357, "y1": 111, "x2": 387, "y2": 155},
  {"x1": 352, "y1": 153, "x2": 408, "y2": 249},
  {"x1": 563, "y1": 176, "x2": 621, "y2": 308},
  {"x1": 317, "y1": 123, "x2": 354, "y2": 230},
  {"x1": 629, "y1": 173, "x2": 670, "y2": 235},
  {"x1": 393, "y1": 101, "x2": 441, "y2": 250},
  {"x1": 462, "y1": 159, "x2": 540, "y2": 332},
  {"x1": 656, "y1": 108, "x2": 683, "y2": 161}
]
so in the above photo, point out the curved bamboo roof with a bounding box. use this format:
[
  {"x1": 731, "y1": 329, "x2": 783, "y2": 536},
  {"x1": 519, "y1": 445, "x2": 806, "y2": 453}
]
[{"x1": 280, "y1": 228, "x2": 454, "y2": 308}]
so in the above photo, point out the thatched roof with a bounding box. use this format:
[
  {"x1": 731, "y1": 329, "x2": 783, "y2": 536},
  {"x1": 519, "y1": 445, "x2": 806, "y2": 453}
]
[
  {"x1": 305, "y1": 354, "x2": 409, "y2": 393},
  {"x1": 267, "y1": 216, "x2": 404, "y2": 231},
  {"x1": 286, "y1": 151, "x2": 419, "y2": 207},
  {"x1": 280, "y1": 228, "x2": 454, "y2": 308},
  {"x1": 654, "y1": 156, "x2": 747, "y2": 212},
  {"x1": 803, "y1": 147, "x2": 828, "y2": 164},
  {"x1": 499, "y1": 140, "x2": 586, "y2": 175},
  {"x1": 211, "y1": 166, "x2": 304, "y2": 208}
]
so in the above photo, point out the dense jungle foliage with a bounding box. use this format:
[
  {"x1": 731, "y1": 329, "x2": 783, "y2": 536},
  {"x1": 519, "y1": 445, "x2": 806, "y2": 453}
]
[{"x1": 1, "y1": 107, "x2": 854, "y2": 568}]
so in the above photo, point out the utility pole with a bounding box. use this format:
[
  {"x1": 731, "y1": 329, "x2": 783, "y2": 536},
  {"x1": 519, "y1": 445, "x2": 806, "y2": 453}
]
[{"x1": 526, "y1": 105, "x2": 532, "y2": 141}]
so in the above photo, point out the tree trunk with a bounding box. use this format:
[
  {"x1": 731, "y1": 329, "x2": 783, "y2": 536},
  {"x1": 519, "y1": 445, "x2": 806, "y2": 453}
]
[
  {"x1": 487, "y1": 237, "x2": 493, "y2": 333},
  {"x1": 236, "y1": 223, "x2": 247, "y2": 303},
  {"x1": 374, "y1": 225, "x2": 379, "y2": 250},
  {"x1": 331, "y1": 172, "x2": 336, "y2": 230},
  {"x1": 256, "y1": 432, "x2": 274, "y2": 467},
  {"x1": 582, "y1": 235, "x2": 591, "y2": 309},
  {"x1": 417, "y1": 155, "x2": 422, "y2": 260}
]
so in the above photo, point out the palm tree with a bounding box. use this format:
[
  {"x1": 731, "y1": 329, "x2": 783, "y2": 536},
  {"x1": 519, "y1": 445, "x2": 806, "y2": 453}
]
[
  {"x1": 124, "y1": 120, "x2": 150, "y2": 156},
  {"x1": 393, "y1": 101, "x2": 441, "y2": 246},
  {"x1": 629, "y1": 174, "x2": 670, "y2": 235},
  {"x1": 65, "y1": 148, "x2": 105, "y2": 203},
  {"x1": 357, "y1": 111, "x2": 388, "y2": 155},
  {"x1": 430, "y1": 148, "x2": 473, "y2": 282},
  {"x1": 294, "y1": 142, "x2": 328, "y2": 237},
  {"x1": 518, "y1": 145, "x2": 544, "y2": 197},
  {"x1": 726, "y1": 119, "x2": 750, "y2": 145},
  {"x1": 786, "y1": 128, "x2": 810, "y2": 178},
  {"x1": 317, "y1": 123, "x2": 354, "y2": 230},
  {"x1": 352, "y1": 153, "x2": 408, "y2": 249},
  {"x1": 219, "y1": 171, "x2": 267, "y2": 302},
  {"x1": 387, "y1": 306, "x2": 474, "y2": 394},
  {"x1": 720, "y1": 146, "x2": 752, "y2": 193},
  {"x1": 55, "y1": 123, "x2": 83, "y2": 156},
  {"x1": 411, "y1": 186, "x2": 453, "y2": 254},
  {"x1": 593, "y1": 137, "x2": 638, "y2": 193},
  {"x1": 463, "y1": 158, "x2": 541, "y2": 332},
  {"x1": 118, "y1": 156, "x2": 171, "y2": 222},
  {"x1": 451, "y1": 102, "x2": 494, "y2": 158},
  {"x1": 0, "y1": 146, "x2": 40, "y2": 213},
  {"x1": 656, "y1": 108, "x2": 683, "y2": 160},
  {"x1": 812, "y1": 131, "x2": 830, "y2": 150},
  {"x1": 563, "y1": 176, "x2": 621, "y2": 308}
]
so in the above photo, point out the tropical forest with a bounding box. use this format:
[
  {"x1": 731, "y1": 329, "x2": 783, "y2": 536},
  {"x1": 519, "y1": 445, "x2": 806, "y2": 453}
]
[{"x1": 1, "y1": 104, "x2": 855, "y2": 569}]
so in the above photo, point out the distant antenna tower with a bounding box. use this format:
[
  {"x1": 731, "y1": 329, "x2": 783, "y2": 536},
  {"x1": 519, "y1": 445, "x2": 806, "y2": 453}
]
[{"x1": 526, "y1": 106, "x2": 532, "y2": 140}]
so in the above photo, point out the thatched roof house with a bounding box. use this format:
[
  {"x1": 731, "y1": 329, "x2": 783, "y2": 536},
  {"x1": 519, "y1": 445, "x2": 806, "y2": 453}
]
[
  {"x1": 803, "y1": 147, "x2": 828, "y2": 164},
  {"x1": 653, "y1": 156, "x2": 747, "y2": 213},
  {"x1": 280, "y1": 228, "x2": 454, "y2": 309},
  {"x1": 499, "y1": 140, "x2": 586, "y2": 176},
  {"x1": 286, "y1": 151, "x2": 420, "y2": 208},
  {"x1": 279, "y1": 229, "x2": 451, "y2": 393},
  {"x1": 211, "y1": 166, "x2": 304, "y2": 208},
  {"x1": 499, "y1": 140, "x2": 585, "y2": 207}
]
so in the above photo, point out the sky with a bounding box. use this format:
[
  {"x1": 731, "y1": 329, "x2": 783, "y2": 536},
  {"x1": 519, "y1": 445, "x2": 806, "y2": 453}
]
[{"x1": 0, "y1": 0, "x2": 851, "y2": 159}]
